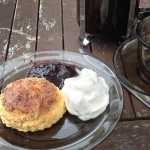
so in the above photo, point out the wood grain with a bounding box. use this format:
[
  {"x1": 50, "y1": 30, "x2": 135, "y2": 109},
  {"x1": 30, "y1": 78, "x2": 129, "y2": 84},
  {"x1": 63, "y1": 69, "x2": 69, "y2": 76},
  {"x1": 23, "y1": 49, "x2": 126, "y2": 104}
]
[
  {"x1": 132, "y1": 95, "x2": 150, "y2": 118},
  {"x1": 140, "y1": 0, "x2": 150, "y2": 8},
  {"x1": 37, "y1": 0, "x2": 63, "y2": 51},
  {"x1": 62, "y1": 0, "x2": 80, "y2": 52},
  {"x1": 6, "y1": 0, "x2": 38, "y2": 60},
  {"x1": 91, "y1": 38, "x2": 135, "y2": 120},
  {"x1": 0, "y1": 0, "x2": 16, "y2": 63},
  {"x1": 94, "y1": 120, "x2": 150, "y2": 150}
]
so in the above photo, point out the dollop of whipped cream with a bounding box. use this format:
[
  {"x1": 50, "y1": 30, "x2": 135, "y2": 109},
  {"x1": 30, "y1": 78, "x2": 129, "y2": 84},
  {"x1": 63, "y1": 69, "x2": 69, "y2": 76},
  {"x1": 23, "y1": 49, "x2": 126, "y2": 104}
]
[{"x1": 62, "y1": 68, "x2": 109, "y2": 121}]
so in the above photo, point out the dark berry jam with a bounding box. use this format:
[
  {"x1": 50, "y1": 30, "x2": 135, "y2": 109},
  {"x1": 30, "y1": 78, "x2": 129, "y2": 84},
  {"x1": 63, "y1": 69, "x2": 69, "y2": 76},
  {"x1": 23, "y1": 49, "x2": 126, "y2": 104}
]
[{"x1": 27, "y1": 62, "x2": 78, "y2": 89}]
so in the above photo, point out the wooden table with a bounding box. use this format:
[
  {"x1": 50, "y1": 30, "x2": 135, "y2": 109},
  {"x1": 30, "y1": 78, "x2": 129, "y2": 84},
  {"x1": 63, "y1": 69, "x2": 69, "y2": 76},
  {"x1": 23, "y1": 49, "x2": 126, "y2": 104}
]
[{"x1": 0, "y1": 0, "x2": 150, "y2": 150}]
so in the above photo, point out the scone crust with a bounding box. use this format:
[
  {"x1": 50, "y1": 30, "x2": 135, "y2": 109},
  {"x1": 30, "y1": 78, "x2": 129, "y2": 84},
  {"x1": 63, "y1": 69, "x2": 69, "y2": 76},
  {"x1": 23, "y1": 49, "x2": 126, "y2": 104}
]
[{"x1": 0, "y1": 77, "x2": 66, "y2": 132}]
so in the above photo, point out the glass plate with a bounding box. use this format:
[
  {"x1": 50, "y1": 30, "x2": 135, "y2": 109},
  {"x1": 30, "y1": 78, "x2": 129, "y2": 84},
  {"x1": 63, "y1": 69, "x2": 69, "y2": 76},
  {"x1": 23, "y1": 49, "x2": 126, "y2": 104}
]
[
  {"x1": 0, "y1": 51, "x2": 123, "y2": 150},
  {"x1": 113, "y1": 38, "x2": 150, "y2": 96}
]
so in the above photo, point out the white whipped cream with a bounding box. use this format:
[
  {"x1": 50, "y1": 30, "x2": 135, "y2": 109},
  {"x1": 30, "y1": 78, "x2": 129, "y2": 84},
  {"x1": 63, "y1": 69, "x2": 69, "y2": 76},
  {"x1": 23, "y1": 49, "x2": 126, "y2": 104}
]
[{"x1": 62, "y1": 68, "x2": 109, "y2": 121}]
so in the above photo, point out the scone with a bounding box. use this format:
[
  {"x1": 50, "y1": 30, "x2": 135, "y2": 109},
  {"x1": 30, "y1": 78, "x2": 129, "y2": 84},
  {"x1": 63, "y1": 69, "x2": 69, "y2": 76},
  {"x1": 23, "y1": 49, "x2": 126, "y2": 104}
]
[{"x1": 0, "y1": 77, "x2": 66, "y2": 132}]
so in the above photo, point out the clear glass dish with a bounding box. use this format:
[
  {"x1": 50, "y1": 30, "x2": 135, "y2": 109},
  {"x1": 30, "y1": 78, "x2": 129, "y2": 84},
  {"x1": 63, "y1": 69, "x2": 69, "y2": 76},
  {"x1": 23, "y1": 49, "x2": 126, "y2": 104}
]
[
  {"x1": 113, "y1": 38, "x2": 150, "y2": 96},
  {"x1": 0, "y1": 51, "x2": 123, "y2": 150}
]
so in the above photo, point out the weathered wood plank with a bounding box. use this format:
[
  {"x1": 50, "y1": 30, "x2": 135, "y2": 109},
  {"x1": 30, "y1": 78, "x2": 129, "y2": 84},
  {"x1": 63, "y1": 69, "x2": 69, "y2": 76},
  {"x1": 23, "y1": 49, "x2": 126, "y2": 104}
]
[
  {"x1": 37, "y1": 0, "x2": 62, "y2": 51},
  {"x1": 62, "y1": 0, "x2": 81, "y2": 52},
  {"x1": 91, "y1": 38, "x2": 135, "y2": 120},
  {"x1": 140, "y1": 0, "x2": 150, "y2": 8},
  {"x1": 7, "y1": 0, "x2": 39, "y2": 60},
  {"x1": 0, "y1": 0, "x2": 16, "y2": 63},
  {"x1": 120, "y1": 91, "x2": 136, "y2": 120},
  {"x1": 91, "y1": 38, "x2": 117, "y2": 68},
  {"x1": 132, "y1": 95, "x2": 150, "y2": 118},
  {"x1": 94, "y1": 120, "x2": 150, "y2": 150}
]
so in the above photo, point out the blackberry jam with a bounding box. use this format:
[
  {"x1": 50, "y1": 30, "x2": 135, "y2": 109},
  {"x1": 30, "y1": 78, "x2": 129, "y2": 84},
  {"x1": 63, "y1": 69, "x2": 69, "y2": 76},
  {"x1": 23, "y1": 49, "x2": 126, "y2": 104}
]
[{"x1": 27, "y1": 62, "x2": 79, "y2": 89}]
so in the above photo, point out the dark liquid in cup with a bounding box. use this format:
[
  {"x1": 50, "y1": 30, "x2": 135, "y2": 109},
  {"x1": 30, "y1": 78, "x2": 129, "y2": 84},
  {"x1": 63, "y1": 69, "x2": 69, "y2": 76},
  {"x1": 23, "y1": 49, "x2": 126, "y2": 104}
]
[{"x1": 77, "y1": 0, "x2": 138, "y2": 37}]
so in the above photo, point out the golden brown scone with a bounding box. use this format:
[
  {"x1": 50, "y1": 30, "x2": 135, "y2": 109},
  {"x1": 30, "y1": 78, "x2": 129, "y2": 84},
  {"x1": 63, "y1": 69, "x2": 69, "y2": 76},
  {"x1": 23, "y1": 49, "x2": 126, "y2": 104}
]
[{"x1": 0, "y1": 77, "x2": 66, "y2": 132}]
